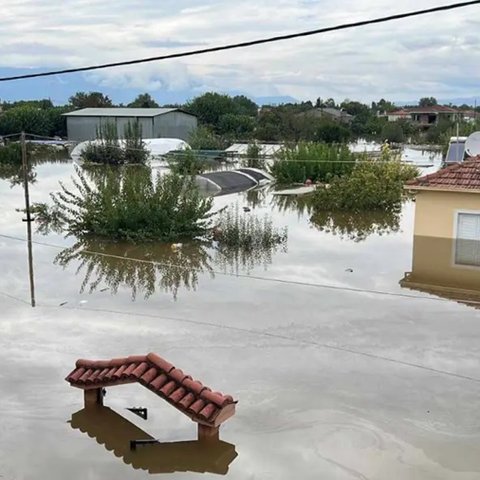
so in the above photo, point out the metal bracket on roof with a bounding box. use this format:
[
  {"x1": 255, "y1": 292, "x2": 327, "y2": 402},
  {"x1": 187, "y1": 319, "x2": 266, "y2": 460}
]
[{"x1": 127, "y1": 407, "x2": 148, "y2": 420}]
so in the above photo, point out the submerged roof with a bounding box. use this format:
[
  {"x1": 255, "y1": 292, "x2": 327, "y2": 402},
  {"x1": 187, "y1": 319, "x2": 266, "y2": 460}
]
[
  {"x1": 63, "y1": 108, "x2": 194, "y2": 117},
  {"x1": 406, "y1": 156, "x2": 480, "y2": 192},
  {"x1": 66, "y1": 353, "x2": 236, "y2": 427}
]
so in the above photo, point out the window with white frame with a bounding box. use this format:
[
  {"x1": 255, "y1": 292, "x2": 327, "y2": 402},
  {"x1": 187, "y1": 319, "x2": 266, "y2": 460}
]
[{"x1": 455, "y1": 212, "x2": 480, "y2": 267}]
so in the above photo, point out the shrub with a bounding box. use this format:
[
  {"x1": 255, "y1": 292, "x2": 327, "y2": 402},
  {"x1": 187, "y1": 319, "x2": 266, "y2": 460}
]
[
  {"x1": 271, "y1": 142, "x2": 355, "y2": 184},
  {"x1": 381, "y1": 122, "x2": 405, "y2": 143},
  {"x1": 188, "y1": 125, "x2": 226, "y2": 150},
  {"x1": 313, "y1": 148, "x2": 418, "y2": 212},
  {"x1": 213, "y1": 205, "x2": 287, "y2": 273},
  {"x1": 48, "y1": 166, "x2": 213, "y2": 241},
  {"x1": 82, "y1": 121, "x2": 148, "y2": 165},
  {"x1": 0, "y1": 142, "x2": 22, "y2": 163},
  {"x1": 215, "y1": 205, "x2": 287, "y2": 251},
  {"x1": 168, "y1": 149, "x2": 208, "y2": 175}
]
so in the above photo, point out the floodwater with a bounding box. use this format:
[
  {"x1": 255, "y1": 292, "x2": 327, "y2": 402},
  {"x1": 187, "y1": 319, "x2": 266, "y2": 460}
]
[{"x1": 2, "y1": 150, "x2": 480, "y2": 479}]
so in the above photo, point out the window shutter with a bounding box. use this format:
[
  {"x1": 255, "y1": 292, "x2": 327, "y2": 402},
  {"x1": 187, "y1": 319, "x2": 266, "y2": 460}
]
[{"x1": 455, "y1": 213, "x2": 480, "y2": 266}]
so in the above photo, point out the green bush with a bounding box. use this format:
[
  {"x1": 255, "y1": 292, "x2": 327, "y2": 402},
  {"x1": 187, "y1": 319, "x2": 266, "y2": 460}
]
[
  {"x1": 82, "y1": 121, "x2": 148, "y2": 165},
  {"x1": 168, "y1": 149, "x2": 208, "y2": 175},
  {"x1": 49, "y1": 166, "x2": 213, "y2": 241},
  {"x1": 381, "y1": 122, "x2": 405, "y2": 143},
  {"x1": 0, "y1": 143, "x2": 22, "y2": 163},
  {"x1": 188, "y1": 125, "x2": 226, "y2": 150},
  {"x1": 271, "y1": 142, "x2": 356, "y2": 184},
  {"x1": 215, "y1": 205, "x2": 287, "y2": 251},
  {"x1": 313, "y1": 150, "x2": 418, "y2": 212}
]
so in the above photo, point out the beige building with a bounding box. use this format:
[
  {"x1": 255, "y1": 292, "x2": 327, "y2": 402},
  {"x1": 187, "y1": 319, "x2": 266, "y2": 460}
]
[{"x1": 401, "y1": 158, "x2": 480, "y2": 306}]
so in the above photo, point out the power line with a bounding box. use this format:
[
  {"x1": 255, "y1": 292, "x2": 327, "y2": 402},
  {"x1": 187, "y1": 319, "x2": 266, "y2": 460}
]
[
  {"x1": 8, "y1": 299, "x2": 480, "y2": 384},
  {"x1": 1, "y1": 232, "x2": 480, "y2": 306},
  {"x1": 1, "y1": 1, "x2": 479, "y2": 82}
]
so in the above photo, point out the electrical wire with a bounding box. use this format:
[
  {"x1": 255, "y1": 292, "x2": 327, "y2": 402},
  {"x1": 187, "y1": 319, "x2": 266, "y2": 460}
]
[
  {"x1": 1, "y1": 232, "x2": 480, "y2": 306},
  {"x1": 8, "y1": 299, "x2": 480, "y2": 384},
  {"x1": 1, "y1": 1, "x2": 479, "y2": 82}
]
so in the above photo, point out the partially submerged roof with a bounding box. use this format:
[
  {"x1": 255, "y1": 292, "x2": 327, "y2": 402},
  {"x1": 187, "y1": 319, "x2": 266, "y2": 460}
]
[
  {"x1": 405, "y1": 156, "x2": 480, "y2": 193},
  {"x1": 63, "y1": 108, "x2": 195, "y2": 117},
  {"x1": 197, "y1": 168, "x2": 274, "y2": 196},
  {"x1": 66, "y1": 353, "x2": 236, "y2": 427}
]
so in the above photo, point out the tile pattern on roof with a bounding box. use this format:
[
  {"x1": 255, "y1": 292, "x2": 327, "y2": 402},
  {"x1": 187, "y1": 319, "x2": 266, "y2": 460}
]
[
  {"x1": 66, "y1": 353, "x2": 236, "y2": 426},
  {"x1": 406, "y1": 156, "x2": 480, "y2": 191}
]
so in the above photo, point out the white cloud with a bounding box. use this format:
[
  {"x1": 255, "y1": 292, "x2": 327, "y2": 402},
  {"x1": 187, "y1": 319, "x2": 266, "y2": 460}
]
[{"x1": 1, "y1": 0, "x2": 480, "y2": 102}]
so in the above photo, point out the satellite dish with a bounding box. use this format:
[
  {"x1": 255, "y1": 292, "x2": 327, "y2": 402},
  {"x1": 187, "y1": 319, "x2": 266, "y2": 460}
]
[{"x1": 465, "y1": 131, "x2": 480, "y2": 157}]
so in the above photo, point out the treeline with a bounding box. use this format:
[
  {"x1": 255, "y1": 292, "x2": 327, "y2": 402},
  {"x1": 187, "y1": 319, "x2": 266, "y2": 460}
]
[{"x1": 1, "y1": 91, "x2": 478, "y2": 144}]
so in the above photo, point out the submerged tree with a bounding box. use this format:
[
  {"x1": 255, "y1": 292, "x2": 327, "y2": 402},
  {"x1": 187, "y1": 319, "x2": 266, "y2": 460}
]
[{"x1": 48, "y1": 166, "x2": 213, "y2": 241}]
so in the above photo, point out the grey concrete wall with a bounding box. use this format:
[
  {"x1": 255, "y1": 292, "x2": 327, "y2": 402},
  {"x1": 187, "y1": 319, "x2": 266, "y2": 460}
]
[
  {"x1": 67, "y1": 112, "x2": 197, "y2": 142},
  {"x1": 154, "y1": 112, "x2": 197, "y2": 141}
]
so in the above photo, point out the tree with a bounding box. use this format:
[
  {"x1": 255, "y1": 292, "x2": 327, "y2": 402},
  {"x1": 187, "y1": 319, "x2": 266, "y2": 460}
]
[
  {"x1": 419, "y1": 97, "x2": 438, "y2": 107},
  {"x1": 315, "y1": 97, "x2": 336, "y2": 108},
  {"x1": 232, "y1": 95, "x2": 258, "y2": 117},
  {"x1": 0, "y1": 106, "x2": 53, "y2": 136},
  {"x1": 218, "y1": 113, "x2": 256, "y2": 137},
  {"x1": 372, "y1": 98, "x2": 396, "y2": 113},
  {"x1": 185, "y1": 92, "x2": 237, "y2": 127},
  {"x1": 381, "y1": 122, "x2": 405, "y2": 143},
  {"x1": 128, "y1": 93, "x2": 159, "y2": 108},
  {"x1": 69, "y1": 91, "x2": 113, "y2": 109}
]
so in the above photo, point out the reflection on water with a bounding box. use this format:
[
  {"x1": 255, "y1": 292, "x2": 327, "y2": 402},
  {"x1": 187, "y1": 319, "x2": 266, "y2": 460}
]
[
  {"x1": 55, "y1": 239, "x2": 214, "y2": 300},
  {"x1": 400, "y1": 235, "x2": 480, "y2": 308},
  {"x1": 270, "y1": 193, "x2": 401, "y2": 242},
  {"x1": 0, "y1": 162, "x2": 36, "y2": 187},
  {"x1": 271, "y1": 193, "x2": 314, "y2": 217},
  {"x1": 70, "y1": 406, "x2": 237, "y2": 475},
  {"x1": 55, "y1": 234, "x2": 287, "y2": 300},
  {"x1": 311, "y1": 210, "x2": 401, "y2": 242}
]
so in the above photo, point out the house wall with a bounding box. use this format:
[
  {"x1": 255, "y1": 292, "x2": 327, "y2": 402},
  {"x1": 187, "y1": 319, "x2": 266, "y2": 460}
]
[
  {"x1": 402, "y1": 235, "x2": 480, "y2": 294},
  {"x1": 413, "y1": 190, "x2": 480, "y2": 238},
  {"x1": 154, "y1": 112, "x2": 197, "y2": 141}
]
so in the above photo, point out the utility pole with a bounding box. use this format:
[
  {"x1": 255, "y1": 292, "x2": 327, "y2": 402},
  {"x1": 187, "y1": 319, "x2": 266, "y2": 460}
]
[{"x1": 20, "y1": 132, "x2": 36, "y2": 307}]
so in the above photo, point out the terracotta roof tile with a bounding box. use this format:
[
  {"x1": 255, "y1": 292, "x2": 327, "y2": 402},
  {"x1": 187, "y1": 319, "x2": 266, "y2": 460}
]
[
  {"x1": 406, "y1": 156, "x2": 480, "y2": 191},
  {"x1": 66, "y1": 353, "x2": 237, "y2": 426}
]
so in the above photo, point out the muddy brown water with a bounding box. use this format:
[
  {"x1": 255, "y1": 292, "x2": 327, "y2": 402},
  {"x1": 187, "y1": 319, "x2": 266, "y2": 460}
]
[{"x1": 1, "y1": 156, "x2": 480, "y2": 479}]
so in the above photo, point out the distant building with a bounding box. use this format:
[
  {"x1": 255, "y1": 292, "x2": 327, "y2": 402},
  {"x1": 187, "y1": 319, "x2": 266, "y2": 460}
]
[
  {"x1": 401, "y1": 158, "x2": 480, "y2": 304},
  {"x1": 384, "y1": 106, "x2": 458, "y2": 126},
  {"x1": 299, "y1": 107, "x2": 353, "y2": 124},
  {"x1": 63, "y1": 108, "x2": 197, "y2": 142}
]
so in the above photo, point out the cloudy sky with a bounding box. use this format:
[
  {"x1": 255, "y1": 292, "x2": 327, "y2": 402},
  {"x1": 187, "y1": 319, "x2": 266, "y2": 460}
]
[{"x1": 1, "y1": 0, "x2": 479, "y2": 104}]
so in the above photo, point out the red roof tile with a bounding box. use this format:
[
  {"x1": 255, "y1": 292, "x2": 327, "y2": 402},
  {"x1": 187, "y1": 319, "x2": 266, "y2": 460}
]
[
  {"x1": 66, "y1": 353, "x2": 236, "y2": 427},
  {"x1": 406, "y1": 156, "x2": 480, "y2": 192}
]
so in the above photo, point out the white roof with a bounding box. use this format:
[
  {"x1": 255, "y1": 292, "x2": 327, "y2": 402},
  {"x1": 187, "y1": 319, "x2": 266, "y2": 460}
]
[
  {"x1": 70, "y1": 138, "x2": 189, "y2": 159},
  {"x1": 63, "y1": 108, "x2": 193, "y2": 118}
]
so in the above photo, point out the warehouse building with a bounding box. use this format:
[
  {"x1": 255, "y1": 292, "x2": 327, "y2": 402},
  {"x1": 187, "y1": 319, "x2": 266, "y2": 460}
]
[{"x1": 63, "y1": 108, "x2": 197, "y2": 142}]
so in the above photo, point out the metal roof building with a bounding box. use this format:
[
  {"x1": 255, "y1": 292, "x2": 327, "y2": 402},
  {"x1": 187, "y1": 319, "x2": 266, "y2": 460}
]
[{"x1": 63, "y1": 108, "x2": 197, "y2": 142}]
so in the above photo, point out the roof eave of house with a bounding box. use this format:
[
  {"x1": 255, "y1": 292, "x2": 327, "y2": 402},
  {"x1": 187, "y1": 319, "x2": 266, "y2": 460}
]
[{"x1": 404, "y1": 185, "x2": 480, "y2": 194}]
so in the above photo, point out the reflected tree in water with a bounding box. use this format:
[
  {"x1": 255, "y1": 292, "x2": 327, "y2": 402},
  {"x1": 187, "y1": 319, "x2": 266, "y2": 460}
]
[
  {"x1": 271, "y1": 193, "x2": 314, "y2": 217},
  {"x1": 0, "y1": 162, "x2": 36, "y2": 187},
  {"x1": 54, "y1": 239, "x2": 215, "y2": 300},
  {"x1": 311, "y1": 210, "x2": 400, "y2": 242}
]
